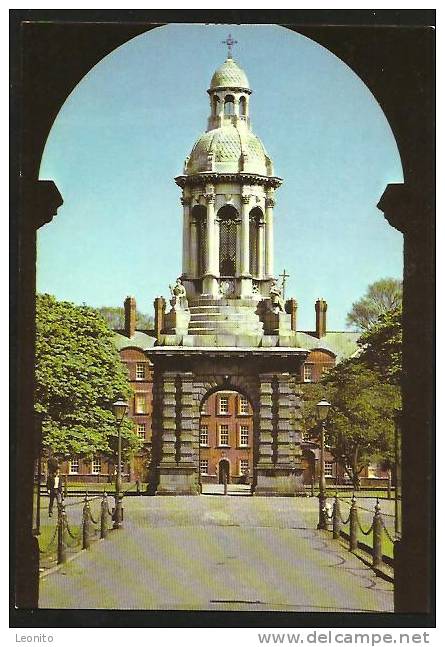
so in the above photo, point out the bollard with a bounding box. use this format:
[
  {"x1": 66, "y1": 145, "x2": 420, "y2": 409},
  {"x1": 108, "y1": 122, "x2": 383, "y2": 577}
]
[
  {"x1": 349, "y1": 495, "x2": 358, "y2": 551},
  {"x1": 100, "y1": 492, "x2": 108, "y2": 539},
  {"x1": 57, "y1": 502, "x2": 66, "y2": 564},
  {"x1": 332, "y1": 495, "x2": 341, "y2": 539},
  {"x1": 82, "y1": 495, "x2": 92, "y2": 550},
  {"x1": 136, "y1": 479, "x2": 141, "y2": 495},
  {"x1": 372, "y1": 498, "x2": 383, "y2": 568}
]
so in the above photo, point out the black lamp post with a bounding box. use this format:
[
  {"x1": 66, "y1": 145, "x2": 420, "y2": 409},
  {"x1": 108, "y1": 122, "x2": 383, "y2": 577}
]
[
  {"x1": 112, "y1": 398, "x2": 128, "y2": 529},
  {"x1": 317, "y1": 398, "x2": 331, "y2": 530}
]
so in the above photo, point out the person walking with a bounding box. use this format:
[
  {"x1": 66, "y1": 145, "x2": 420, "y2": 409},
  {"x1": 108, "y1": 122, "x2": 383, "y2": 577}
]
[{"x1": 47, "y1": 468, "x2": 62, "y2": 517}]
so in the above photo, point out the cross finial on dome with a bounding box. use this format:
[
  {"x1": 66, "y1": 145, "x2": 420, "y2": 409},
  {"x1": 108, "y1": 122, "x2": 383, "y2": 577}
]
[{"x1": 222, "y1": 33, "x2": 238, "y2": 59}]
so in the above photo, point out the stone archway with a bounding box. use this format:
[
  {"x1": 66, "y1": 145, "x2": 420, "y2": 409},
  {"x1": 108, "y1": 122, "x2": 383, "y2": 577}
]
[
  {"x1": 198, "y1": 386, "x2": 255, "y2": 492},
  {"x1": 148, "y1": 347, "x2": 307, "y2": 496}
]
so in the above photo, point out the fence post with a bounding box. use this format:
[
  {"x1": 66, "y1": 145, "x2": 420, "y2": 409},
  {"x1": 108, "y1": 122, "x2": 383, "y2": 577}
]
[
  {"x1": 372, "y1": 498, "x2": 383, "y2": 569},
  {"x1": 332, "y1": 495, "x2": 341, "y2": 539},
  {"x1": 100, "y1": 492, "x2": 108, "y2": 539},
  {"x1": 57, "y1": 502, "x2": 66, "y2": 564},
  {"x1": 82, "y1": 494, "x2": 91, "y2": 550},
  {"x1": 136, "y1": 479, "x2": 141, "y2": 495},
  {"x1": 349, "y1": 495, "x2": 358, "y2": 551}
]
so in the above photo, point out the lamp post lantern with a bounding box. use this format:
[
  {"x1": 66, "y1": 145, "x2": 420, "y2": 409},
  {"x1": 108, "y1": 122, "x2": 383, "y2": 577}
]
[
  {"x1": 316, "y1": 398, "x2": 331, "y2": 530},
  {"x1": 112, "y1": 398, "x2": 128, "y2": 529}
]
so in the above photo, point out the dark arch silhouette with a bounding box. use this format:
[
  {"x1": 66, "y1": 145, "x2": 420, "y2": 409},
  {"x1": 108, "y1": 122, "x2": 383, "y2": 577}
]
[{"x1": 13, "y1": 12, "x2": 434, "y2": 618}]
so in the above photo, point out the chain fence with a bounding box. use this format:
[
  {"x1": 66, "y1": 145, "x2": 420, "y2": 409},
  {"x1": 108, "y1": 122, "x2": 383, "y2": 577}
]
[
  {"x1": 37, "y1": 491, "x2": 116, "y2": 573},
  {"x1": 317, "y1": 493, "x2": 399, "y2": 572}
]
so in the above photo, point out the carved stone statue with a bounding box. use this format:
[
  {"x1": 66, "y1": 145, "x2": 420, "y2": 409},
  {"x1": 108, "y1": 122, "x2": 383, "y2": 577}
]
[
  {"x1": 269, "y1": 279, "x2": 285, "y2": 313},
  {"x1": 169, "y1": 278, "x2": 188, "y2": 310}
]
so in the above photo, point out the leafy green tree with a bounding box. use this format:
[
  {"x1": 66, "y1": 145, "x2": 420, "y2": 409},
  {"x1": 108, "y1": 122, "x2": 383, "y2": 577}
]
[
  {"x1": 95, "y1": 306, "x2": 153, "y2": 331},
  {"x1": 346, "y1": 278, "x2": 402, "y2": 330},
  {"x1": 35, "y1": 294, "x2": 142, "y2": 460},
  {"x1": 357, "y1": 307, "x2": 402, "y2": 385},
  {"x1": 301, "y1": 361, "x2": 400, "y2": 488},
  {"x1": 321, "y1": 360, "x2": 400, "y2": 488}
]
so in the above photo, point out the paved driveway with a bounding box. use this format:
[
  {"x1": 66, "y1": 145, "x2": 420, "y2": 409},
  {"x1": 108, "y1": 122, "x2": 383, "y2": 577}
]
[{"x1": 39, "y1": 495, "x2": 393, "y2": 612}]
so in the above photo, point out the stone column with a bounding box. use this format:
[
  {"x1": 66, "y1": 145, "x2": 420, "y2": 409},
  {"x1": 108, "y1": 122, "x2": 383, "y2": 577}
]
[
  {"x1": 257, "y1": 219, "x2": 265, "y2": 279},
  {"x1": 275, "y1": 374, "x2": 293, "y2": 469},
  {"x1": 255, "y1": 372, "x2": 304, "y2": 496},
  {"x1": 240, "y1": 194, "x2": 252, "y2": 297},
  {"x1": 257, "y1": 374, "x2": 274, "y2": 469},
  {"x1": 214, "y1": 212, "x2": 220, "y2": 278},
  {"x1": 178, "y1": 372, "x2": 196, "y2": 466},
  {"x1": 240, "y1": 195, "x2": 250, "y2": 276},
  {"x1": 181, "y1": 196, "x2": 191, "y2": 276},
  {"x1": 156, "y1": 371, "x2": 199, "y2": 495},
  {"x1": 265, "y1": 196, "x2": 275, "y2": 278},
  {"x1": 189, "y1": 215, "x2": 198, "y2": 277},
  {"x1": 156, "y1": 371, "x2": 177, "y2": 494},
  {"x1": 203, "y1": 191, "x2": 218, "y2": 297}
]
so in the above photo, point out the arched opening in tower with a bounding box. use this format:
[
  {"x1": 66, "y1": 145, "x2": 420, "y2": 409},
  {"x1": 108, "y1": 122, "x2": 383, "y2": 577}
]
[
  {"x1": 192, "y1": 204, "x2": 207, "y2": 276},
  {"x1": 218, "y1": 205, "x2": 238, "y2": 277},
  {"x1": 239, "y1": 96, "x2": 247, "y2": 116},
  {"x1": 224, "y1": 94, "x2": 235, "y2": 116}
]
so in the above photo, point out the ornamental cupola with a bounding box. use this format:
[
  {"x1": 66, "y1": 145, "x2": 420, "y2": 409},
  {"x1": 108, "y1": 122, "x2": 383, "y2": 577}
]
[{"x1": 166, "y1": 37, "x2": 292, "y2": 344}]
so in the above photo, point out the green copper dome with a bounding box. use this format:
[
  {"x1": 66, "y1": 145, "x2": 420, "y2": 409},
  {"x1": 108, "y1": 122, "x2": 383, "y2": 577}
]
[
  {"x1": 210, "y1": 57, "x2": 250, "y2": 92},
  {"x1": 186, "y1": 124, "x2": 271, "y2": 176}
]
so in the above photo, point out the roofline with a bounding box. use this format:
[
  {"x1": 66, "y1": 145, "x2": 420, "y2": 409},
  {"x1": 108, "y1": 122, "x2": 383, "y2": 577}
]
[
  {"x1": 207, "y1": 86, "x2": 252, "y2": 95},
  {"x1": 147, "y1": 346, "x2": 309, "y2": 357},
  {"x1": 175, "y1": 172, "x2": 283, "y2": 189}
]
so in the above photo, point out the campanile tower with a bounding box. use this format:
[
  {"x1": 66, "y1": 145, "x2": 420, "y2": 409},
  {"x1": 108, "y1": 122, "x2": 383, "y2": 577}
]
[{"x1": 149, "y1": 46, "x2": 309, "y2": 496}]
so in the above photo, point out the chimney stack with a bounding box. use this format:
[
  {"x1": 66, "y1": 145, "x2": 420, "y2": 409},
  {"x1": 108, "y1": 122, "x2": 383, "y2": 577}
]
[
  {"x1": 124, "y1": 296, "x2": 137, "y2": 338},
  {"x1": 285, "y1": 298, "x2": 298, "y2": 332},
  {"x1": 315, "y1": 298, "x2": 327, "y2": 338},
  {"x1": 154, "y1": 297, "x2": 166, "y2": 341}
]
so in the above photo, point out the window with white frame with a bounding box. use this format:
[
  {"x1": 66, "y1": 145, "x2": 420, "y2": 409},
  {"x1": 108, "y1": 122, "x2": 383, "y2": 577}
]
[
  {"x1": 69, "y1": 458, "x2": 79, "y2": 474},
  {"x1": 200, "y1": 459, "x2": 209, "y2": 475},
  {"x1": 135, "y1": 394, "x2": 146, "y2": 414},
  {"x1": 219, "y1": 424, "x2": 229, "y2": 446},
  {"x1": 218, "y1": 395, "x2": 229, "y2": 414},
  {"x1": 303, "y1": 364, "x2": 313, "y2": 382},
  {"x1": 137, "y1": 423, "x2": 146, "y2": 439},
  {"x1": 200, "y1": 425, "x2": 208, "y2": 446},
  {"x1": 240, "y1": 459, "x2": 249, "y2": 475},
  {"x1": 91, "y1": 457, "x2": 101, "y2": 474},
  {"x1": 324, "y1": 462, "x2": 334, "y2": 476},
  {"x1": 136, "y1": 363, "x2": 146, "y2": 380},
  {"x1": 238, "y1": 395, "x2": 249, "y2": 415},
  {"x1": 239, "y1": 425, "x2": 249, "y2": 447}
]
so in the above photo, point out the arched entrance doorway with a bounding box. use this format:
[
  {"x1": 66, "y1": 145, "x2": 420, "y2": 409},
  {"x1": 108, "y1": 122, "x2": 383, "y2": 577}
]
[{"x1": 199, "y1": 388, "x2": 254, "y2": 494}]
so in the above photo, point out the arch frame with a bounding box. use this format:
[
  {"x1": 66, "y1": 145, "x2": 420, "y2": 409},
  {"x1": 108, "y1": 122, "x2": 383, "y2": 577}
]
[{"x1": 14, "y1": 13, "x2": 434, "y2": 615}]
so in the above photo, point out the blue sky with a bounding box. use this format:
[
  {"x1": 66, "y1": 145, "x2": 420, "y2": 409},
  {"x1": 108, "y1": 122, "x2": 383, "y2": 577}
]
[{"x1": 37, "y1": 23, "x2": 403, "y2": 331}]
